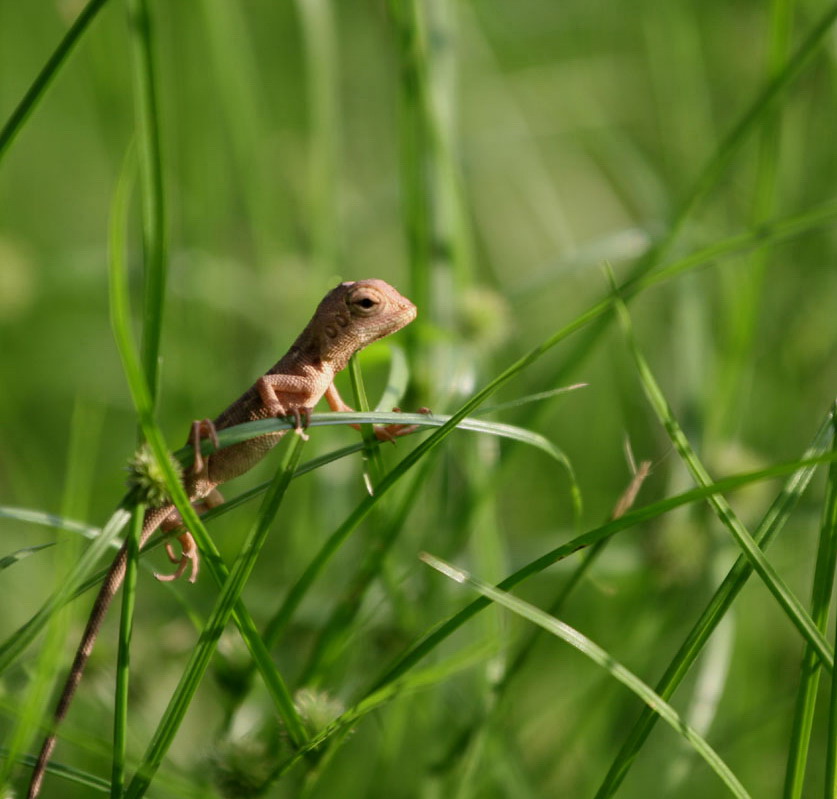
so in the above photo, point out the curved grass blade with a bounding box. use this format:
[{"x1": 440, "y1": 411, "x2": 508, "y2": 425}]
[
  {"x1": 613, "y1": 294, "x2": 833, "y2": 669},
  {"x1": 0, "y1": 504, "x2": 132, "y2": 677},
  {"x1": 365, "y1": 447, "x2": 837, "y2": 698},
  {"x1": 0, "y1": 544, "x2": 54, "y2": 571},
  {"x1": 258, "y1": 412, "x2": 577, "y2": 651},
  {"x1": 421, "y1": 553, "x2": 752, "y2": 799},
  {"x1": 593, "y1": 412, "x2": 835, "y2": 798},
  {"x1": 0, "y1": 508, "x2": 99, "y2": 540}
]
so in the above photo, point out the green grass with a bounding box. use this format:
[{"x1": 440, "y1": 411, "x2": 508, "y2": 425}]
[{"x1": 3, "y1": 1, "x2": 837, "y2": 797}]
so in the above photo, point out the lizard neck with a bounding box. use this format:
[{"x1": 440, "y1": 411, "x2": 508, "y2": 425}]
[{"x1": 286, "y1": 318, "x2": 357, "y2": 375}]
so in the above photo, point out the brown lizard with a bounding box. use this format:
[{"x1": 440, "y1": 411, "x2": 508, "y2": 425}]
[{"x1": 28, "y1": 278, "x2": 417, "y2": 798}]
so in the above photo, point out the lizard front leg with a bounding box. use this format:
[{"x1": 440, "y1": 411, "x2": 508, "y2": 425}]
[
  {"x1": 257, "y1": 373, "x2": 318, "y2": 439},
  {"x1": 324, "y1": 383, "x2": 422, "y2": 441}
]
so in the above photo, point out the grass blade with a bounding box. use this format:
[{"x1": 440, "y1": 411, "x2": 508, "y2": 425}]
[
  {"x1": 593, "y1": 418, "x2": 834, "y2": 797},
  {"x1": 0, "y1": 0, "x2": 111, "y2": 164},
  {"x1": 784, "y1": 404, "x2": 837, "y2": 797},
  {"x1": 126, "y1": 0, "x2": 167, "y2": 405},
  {"x1": 124, "y1": 435, "x2": 307, "y2": 799},
  {"x1": 111, "y1": 505, "x2": 143, "y2": 798},
  {"x1": 365, "y1": 446, "x2": 837, "y2": 697},
  {"x1": 421, "y1": 553, "x2": 752, "y2": 799},
  {"x1": 613, "y1": 293, "x2": 833, "y2": 668}
]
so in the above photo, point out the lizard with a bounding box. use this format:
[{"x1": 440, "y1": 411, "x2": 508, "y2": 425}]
[{"x1": 27, "y1": 278, "x2": 417, "y2": 798}]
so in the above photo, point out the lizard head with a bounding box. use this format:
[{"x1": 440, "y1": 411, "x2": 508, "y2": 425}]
[{"x1": 304, "y1": 279, "x2": 417, "y2": 368}]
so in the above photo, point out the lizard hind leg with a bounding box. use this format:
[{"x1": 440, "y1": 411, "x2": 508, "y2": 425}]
[{"x1": 153, "y1": 488, "x2": 224, "y2": 584}]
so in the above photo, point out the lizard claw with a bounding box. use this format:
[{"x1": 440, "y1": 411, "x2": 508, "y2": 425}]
[
  {"x1": 287, "y1": 407, "x2": 312, "y2": 441},
  {"x1": 155, "y1": 532, "x2": 200, "y2": 584}
]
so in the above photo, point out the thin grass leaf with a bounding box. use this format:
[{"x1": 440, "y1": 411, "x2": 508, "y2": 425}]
[
  {"x1": 0, "y1": 0, "x2": 111, "y2": 164},
  {"x1": 0, "y1": 505, "x2": 132, "y2": 676},
  {"x1": 3, "y1": 749, "x2": 110, "y2": 794},
  {"x1": 0, "y1": 436, "x2": 414, "y2": 672},
  {"x1": 626, "y1": 0, "x2": 837, "y2": 287},
  {"x1": 594, "y1": 411, "x2": 835, "y2": 798},
  {"x1": 522, "y1": 1, "x2": 837, "y2": 425},
  {"x1": 111, "y1": 505, "x2": 143, "y2": 798},
  {"x1": 365, "y1": 447, "x2": 837, "y2": 698},
  {"x1": 613, "y1": 293, "x2": 833, "y2": 668},
  {"x1": 124, "y1": 435, "x2": 307, "y2": 799},
  {"x1": 258, "y1": 411, "x2": 577, "y2": 651},
  {"x1": 126, "y1": 0, "x2": 167, "y2": 405},
  {"x1": 0, "y1": 544, "x2": 54, "y2": 571},
  {"x1": 829, "y1": 594, "x2": 837, "y2": 796},
  {"x1": 784, "y1": 403, "x2": 837, "y2": 797},
  {"x1": 632, "y1": 199, "x2": 837, "y2": 300},
  {"x1": 421, "y1": 553, "x2": 752, "y2": 799},
  {"x1": 0, "y1": 508, "x2": 100, "y2": 540},
  {"x1": 499, "y1": 461, "x2": 652, "y2": 700},
  {"x1": 476, "y1": 384, "x2": 588, "y2": 416},
  {"x1": 348, "y1": 353, "x2": 386, "y2": 490}
]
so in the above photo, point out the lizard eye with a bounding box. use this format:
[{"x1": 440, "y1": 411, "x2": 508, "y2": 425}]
[{"x1": 347, "y1": 289, "x2": 382, "y2": 316}]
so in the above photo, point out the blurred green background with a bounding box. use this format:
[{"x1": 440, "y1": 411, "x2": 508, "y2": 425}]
[{"x1": 2, "y1": 1, "x2": 837, "y2": 797}]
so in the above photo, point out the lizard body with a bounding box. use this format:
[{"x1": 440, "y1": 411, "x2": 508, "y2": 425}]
[{"x1": 28, "y1": 279, "x2": 416, "y2": 798}]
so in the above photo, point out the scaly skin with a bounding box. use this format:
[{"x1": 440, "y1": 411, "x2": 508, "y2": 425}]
[{"x1": 28, "y1": 279, "x2": 417, "y2": 798}]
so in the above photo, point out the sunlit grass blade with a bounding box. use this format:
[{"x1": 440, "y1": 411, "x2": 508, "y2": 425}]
[
  {"x1": 634, "y1": 199, "x2": 837, "y2": 299},
  {"x1": 420, "y1": 553, "x2": 751, "y2": 799},
  {"x1": 124, "y1": 435, "x2": 307, "y2": 799},
  {"x1": 613, "y1": 293, "x2": 833, "y2": 668},
  {"x1": 498, "y1": 460, "x2": 652, "y2": 701},
  {"x1": 258, "y1": 411, "x2": 577, "y2": 652},
  {"x1": 592, "y1": 412, "x2": 835, "y2": 798},
  {"x1": 0, "y1": 505, "x2": 132, "y2": 676},
  {"x1": 476, "y1": 383, "x2": 587, "y2": 415},
  {"x1": 0, "y1": 0, "x2": 112, "y2": 164},
  {"x1": 365, "y1": 446, "x2": 837, "y2": 699},
  {"x1": 0, "y1": 508, "x2": 100, "y2": 540}
]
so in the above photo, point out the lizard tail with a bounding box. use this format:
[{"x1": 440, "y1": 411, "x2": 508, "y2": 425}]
[{"x1": 27, "y1": 504, "x2": 174, "y2": 798}]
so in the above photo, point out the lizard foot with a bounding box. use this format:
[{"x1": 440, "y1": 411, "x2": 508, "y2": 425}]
[
  {"x1": 155, "y1": 531, "x2": 200, "y2": 584},
  {"x1": 189, "y1": 418, "x2": 220, "y2": 477},
  {"x1": 374, "y1": 406, "x2": 431, "y2": 442}
]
